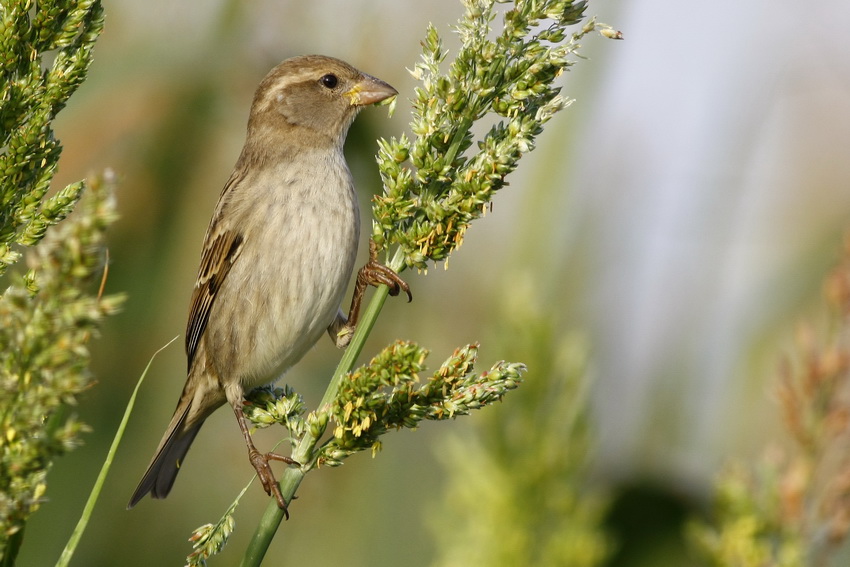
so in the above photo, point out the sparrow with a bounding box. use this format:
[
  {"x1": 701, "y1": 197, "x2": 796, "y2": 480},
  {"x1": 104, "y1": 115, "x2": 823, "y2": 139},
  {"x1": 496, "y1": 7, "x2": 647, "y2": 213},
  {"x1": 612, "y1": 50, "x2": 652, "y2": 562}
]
[{"x1": 128, "y1": 55, "x2": 410, "y2": 512}]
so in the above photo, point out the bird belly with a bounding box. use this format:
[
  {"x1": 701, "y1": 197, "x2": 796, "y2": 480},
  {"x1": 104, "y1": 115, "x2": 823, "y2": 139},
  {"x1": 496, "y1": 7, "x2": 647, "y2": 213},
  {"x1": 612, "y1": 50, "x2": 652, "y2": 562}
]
[{"x1": 203, "y1": 162, "x2": 359, "y2": 390}]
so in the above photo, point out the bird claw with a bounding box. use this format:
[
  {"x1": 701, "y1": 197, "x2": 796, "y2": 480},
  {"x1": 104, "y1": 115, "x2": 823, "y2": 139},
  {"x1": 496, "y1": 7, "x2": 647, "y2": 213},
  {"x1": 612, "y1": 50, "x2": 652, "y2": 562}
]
[
  {"x1": 362, "y1": 240, "x2": 411, "y2": 301},
  {"x1": 248, "y1": 449, "x2": 297, "y2": 518},
  {"x1": 357, "y1": 259, "x2": 412, "y2": 302},
  {"x1": 342, "y1": 241, "x2": 412, "y2": 334}
]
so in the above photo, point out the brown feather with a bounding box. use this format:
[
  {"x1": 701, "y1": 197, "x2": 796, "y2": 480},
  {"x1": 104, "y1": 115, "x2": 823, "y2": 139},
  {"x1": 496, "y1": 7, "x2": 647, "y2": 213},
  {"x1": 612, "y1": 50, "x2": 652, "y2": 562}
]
[{"x1": 185, "y1": 223, "x2": 244, "y2": 368}]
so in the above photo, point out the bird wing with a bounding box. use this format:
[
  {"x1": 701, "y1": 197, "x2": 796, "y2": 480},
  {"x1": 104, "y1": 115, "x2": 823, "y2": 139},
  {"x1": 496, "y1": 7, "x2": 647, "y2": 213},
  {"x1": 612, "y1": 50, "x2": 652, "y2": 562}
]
[{"x1": 185, "y1": 173, "x2": 245, "y2": 370}]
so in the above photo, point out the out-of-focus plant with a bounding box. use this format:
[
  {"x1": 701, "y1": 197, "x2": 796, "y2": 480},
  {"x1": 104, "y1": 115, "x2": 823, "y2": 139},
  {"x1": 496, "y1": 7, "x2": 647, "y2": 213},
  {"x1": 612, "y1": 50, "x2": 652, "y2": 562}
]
[
  {"x1": 430, "y1": 273, "x2": 612, "y2": 567},
  {"x1": 184, "y1": 1, "x2": 620, "y2": 565},
  {"x1": 0, "y1": 175, "x2": 122, "y2": 563},
  {"x1": 688, "y1": 234, "x2": 850, "y2": 567},
  {"x1": 0, "y1": 0, "x2": 104, "y2": 273},
  {"x1": 0, "y1": 0, "x2": 121, "y2": 564}
]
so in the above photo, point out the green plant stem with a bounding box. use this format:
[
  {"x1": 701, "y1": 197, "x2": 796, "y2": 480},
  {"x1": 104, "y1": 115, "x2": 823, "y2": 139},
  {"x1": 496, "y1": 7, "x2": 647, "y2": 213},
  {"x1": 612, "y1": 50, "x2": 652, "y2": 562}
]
[
  {"x1": 240, "y1": 248, "x2": 405, "y2": 567},
  {"x1": 2, "y1": 526, "x2": 23, "y2": 567},
  {"x1": 442, "y1": 117, "x2": 473, "y2": 170},
  {"x1": 57, "y1": 336, "x2": 178, "y2": 567}
]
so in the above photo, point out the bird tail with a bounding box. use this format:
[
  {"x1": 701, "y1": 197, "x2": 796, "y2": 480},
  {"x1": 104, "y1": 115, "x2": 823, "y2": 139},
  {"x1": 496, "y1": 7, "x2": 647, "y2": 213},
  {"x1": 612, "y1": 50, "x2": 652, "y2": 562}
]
[{"x1": 127, "y1": 401, "x2": 204, "y2": 509}]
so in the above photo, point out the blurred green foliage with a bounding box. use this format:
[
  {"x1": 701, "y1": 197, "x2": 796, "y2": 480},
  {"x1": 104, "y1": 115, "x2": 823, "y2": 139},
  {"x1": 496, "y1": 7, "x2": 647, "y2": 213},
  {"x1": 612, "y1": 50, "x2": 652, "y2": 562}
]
[
  {"x1": 0, "y1": 0, "x2": 123, "y2": 563},
  {"x1": 429, "y1": 273, "x2": 612, "y2": 566},
  {"x1": 0, "y1": 0, "x2": 104, "y2": 272},
  {"x1": 689, "y1": 237, "x2": 850, "y2": 567}
]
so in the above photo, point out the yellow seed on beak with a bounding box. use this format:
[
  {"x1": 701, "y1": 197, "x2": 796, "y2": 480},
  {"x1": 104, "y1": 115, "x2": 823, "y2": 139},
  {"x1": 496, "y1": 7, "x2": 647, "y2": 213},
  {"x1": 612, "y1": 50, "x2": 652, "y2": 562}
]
[{"x1": 345, "y1": 74, "x2": 398, "y2": 106}]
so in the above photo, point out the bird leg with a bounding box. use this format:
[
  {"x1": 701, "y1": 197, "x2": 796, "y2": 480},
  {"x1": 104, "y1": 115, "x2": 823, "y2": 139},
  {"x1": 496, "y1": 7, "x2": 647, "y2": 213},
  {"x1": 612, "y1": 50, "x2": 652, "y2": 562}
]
[
  {"x1": 232, "y1": 402, "x2": 297, "y2": 518},
  {"x1": 335, "y1": 240, "x2": 412, "y2": 347}
]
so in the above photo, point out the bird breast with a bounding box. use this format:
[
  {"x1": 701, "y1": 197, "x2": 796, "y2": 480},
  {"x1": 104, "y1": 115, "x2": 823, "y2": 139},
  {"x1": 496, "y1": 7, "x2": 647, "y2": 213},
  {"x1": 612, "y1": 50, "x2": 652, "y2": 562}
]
[{"x1": 204, "y1": 148, "x2": 360, "y2": 389}]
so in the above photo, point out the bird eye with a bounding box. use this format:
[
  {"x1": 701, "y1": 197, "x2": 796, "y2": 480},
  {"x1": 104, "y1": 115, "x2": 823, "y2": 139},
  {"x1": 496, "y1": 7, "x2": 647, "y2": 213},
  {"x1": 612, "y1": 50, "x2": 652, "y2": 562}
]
[{"x1": 320, "y1": 74, "x2": 338, "y2": 89}]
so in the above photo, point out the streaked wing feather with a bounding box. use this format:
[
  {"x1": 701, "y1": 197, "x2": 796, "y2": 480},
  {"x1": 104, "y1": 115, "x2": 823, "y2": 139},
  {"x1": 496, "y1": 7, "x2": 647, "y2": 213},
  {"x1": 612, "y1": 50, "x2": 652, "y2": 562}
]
[{"x1": 185, "y1": 174, "x2": 245, "y2": 370}]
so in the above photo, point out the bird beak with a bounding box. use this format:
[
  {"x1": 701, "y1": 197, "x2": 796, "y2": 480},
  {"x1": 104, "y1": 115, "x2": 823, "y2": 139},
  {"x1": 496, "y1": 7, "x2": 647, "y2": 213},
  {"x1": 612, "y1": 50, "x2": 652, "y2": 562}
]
[{"x1": 344, "y1": 74, "x2": 398, "y2": 107}]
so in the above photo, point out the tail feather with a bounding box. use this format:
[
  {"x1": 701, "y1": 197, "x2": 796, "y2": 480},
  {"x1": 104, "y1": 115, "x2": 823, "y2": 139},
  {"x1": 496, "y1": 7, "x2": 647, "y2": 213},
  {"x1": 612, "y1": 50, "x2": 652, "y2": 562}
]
[{"x1": 127, "y1": 402, "x2": 203, "y2": 509}]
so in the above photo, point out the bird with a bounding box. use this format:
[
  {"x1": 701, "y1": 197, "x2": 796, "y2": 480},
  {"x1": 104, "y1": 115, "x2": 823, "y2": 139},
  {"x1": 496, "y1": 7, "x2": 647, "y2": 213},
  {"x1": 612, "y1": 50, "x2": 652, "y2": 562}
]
[{"x1": 128, "y1": 55, "x2": 410, "y2": 512}]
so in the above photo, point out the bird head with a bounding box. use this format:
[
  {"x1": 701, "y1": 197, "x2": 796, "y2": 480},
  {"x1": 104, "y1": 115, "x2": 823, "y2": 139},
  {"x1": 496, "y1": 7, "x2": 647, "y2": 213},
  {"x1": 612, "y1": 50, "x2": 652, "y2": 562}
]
[{"x1": 247, "y1": 55, "x2": 397, "y2": 149}]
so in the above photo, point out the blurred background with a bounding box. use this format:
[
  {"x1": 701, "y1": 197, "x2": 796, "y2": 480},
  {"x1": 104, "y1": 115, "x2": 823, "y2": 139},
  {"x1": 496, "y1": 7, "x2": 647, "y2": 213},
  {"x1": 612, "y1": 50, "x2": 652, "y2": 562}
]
[{"x1": 17, "y1": 0, "x2": 850, "y2": 565}]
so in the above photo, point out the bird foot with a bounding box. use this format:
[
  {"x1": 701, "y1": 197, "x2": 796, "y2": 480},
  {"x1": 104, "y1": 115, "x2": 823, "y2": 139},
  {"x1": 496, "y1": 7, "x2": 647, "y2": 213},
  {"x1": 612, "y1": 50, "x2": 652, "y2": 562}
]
[
  {"x1": 360, "y1": 240, "x2": 411, "y2": 300},
  {"x1": 357, "y1": 259, "x2": 412, "y2": 301},
  {"x1": 248, "y1": 449, "x2": 297, "y2": 518},
  {"x1": 334, "y1": 325, "x2": 355, "y2": 349},
  {"x1": 341, "y1": 241, "x2": 412, "y2": 338}
]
